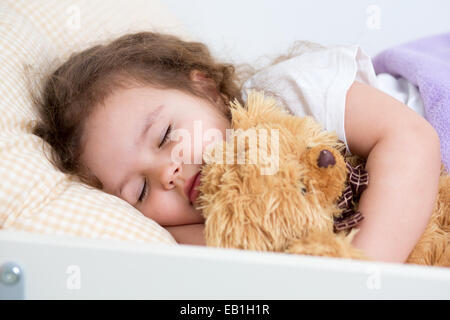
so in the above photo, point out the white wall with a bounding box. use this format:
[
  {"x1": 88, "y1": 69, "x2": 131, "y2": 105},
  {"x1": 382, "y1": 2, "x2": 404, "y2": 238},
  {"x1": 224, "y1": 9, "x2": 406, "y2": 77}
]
[{"x1": 163, "y1": 0, "x2": 450, "y2": 65}]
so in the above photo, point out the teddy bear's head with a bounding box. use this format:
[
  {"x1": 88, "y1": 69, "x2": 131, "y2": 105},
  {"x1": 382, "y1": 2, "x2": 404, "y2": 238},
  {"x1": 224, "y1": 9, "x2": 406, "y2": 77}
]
[{"x1": 195, "y1": 90, "x2": 350, "y2": 252}]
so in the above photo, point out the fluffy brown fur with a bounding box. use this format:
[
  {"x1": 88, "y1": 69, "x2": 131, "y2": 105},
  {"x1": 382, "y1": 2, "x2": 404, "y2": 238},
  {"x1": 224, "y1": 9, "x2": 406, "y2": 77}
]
[{"x1": 196, "y1": 90, "x2": 449, "y2": 266}]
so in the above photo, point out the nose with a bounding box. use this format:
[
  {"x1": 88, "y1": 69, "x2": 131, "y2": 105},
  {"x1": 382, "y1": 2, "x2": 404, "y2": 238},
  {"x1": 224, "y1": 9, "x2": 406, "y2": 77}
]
[
  {"x1": 158, "y1": 161, "x2": 182, "y2": 190},
  {"x1": 317, "y1": 150, "x2": 336, "y2": 168}
]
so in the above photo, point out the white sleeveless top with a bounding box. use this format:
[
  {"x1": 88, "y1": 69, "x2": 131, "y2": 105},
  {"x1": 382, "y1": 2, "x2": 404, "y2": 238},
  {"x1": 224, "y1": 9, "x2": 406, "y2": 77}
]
[{"x1": 241, "y1": 43, "x2": 425, "y2": 153}]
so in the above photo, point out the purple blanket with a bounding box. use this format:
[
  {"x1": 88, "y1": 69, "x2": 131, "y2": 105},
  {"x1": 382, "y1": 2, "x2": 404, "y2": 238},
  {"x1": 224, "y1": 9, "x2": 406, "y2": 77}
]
[{"x1": 372, "y1": 32, "x2": 450, "y2": 170}]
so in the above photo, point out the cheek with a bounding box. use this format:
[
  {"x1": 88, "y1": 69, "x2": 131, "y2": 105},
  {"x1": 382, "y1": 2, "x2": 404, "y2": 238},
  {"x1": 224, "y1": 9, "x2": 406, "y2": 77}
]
[{"x1": 141, "y1": 192, "x2": 194, "y2": 226}]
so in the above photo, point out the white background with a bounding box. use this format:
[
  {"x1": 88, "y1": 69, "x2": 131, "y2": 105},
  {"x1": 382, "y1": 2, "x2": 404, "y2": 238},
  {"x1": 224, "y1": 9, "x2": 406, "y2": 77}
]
[{"x1": 164, "y1": 0, "x2": 450, "y2": 65}]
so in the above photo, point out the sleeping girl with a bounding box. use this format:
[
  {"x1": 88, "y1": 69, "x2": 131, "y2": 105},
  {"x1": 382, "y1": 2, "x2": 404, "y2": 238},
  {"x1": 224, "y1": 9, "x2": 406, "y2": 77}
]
[{"x1": 32, "y1": 32, "x2": 442, "y2": 263}]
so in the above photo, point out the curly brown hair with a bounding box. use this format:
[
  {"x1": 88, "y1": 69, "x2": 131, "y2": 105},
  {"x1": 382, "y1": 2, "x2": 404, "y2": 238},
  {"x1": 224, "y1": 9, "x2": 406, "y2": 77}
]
[{"x1": 32, "y1": 31, "x2": 248, "y2": 188}]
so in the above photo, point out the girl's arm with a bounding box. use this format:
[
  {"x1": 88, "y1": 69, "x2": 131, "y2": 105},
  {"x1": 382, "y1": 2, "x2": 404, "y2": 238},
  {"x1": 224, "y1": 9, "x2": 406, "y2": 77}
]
[
  {"x1": 165, "y1": 223, "x2": 206, "y2": 246},
  {"x1": 344, "y1": 81, "x2": 441, "y2": 263}
]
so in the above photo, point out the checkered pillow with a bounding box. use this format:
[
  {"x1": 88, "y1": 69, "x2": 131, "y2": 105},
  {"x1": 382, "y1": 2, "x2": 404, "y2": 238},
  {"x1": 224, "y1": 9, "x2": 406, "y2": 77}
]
[{"x1": 0, "y1": 0, "x2": 190, "y2": 244}]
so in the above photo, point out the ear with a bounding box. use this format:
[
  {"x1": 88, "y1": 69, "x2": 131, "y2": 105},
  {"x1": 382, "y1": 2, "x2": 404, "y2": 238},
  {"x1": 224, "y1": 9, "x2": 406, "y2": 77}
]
[{"x1": 189, "y1": 69, "x2": 222, "y2": 103}]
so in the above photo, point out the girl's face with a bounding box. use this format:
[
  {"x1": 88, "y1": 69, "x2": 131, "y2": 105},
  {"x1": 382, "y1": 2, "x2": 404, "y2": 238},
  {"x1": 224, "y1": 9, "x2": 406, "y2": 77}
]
[{"x1": 80, "y1": 85, "x2": 230, "y2": 226}]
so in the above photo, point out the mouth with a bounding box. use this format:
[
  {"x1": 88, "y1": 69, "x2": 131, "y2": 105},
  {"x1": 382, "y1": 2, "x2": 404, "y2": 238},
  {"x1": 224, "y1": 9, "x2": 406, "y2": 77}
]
[{"x1": 184, "y1": 170, "x2": 202, "y2": 205}]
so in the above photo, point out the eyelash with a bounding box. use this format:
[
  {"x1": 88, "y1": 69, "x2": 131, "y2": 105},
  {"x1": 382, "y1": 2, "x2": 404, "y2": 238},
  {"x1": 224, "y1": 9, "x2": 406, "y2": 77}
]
[
  {"x1": 138, "y1": 124, "x2": 172, "y2": 203},
  {"x1": 159, "y1": 124, "x2": 172, "y2": 148},
  {"x1": 138, "y1": 179, "x2": 148, "y2": 203}
]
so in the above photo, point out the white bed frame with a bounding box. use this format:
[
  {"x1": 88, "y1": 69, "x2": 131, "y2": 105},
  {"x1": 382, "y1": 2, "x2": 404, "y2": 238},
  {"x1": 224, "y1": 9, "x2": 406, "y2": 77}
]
[{"x1": 1, "y1": 230, "x2": 449, "y2": 299}]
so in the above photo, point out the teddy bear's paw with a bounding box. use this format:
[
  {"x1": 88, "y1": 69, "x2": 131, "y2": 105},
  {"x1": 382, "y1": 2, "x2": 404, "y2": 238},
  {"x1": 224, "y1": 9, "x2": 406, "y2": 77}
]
[
  {"x1": 407, "y1": 242, "x2": 450, "y2": 267},
  {"x1": 286, "y1": 229, "x2": 368, "y2": 260}
]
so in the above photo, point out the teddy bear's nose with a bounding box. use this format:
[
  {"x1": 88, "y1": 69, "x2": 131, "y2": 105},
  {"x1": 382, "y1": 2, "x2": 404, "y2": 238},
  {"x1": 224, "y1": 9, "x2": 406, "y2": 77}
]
[{"x1": 317, "y1": 150, "x2": 336, "y2": 168}]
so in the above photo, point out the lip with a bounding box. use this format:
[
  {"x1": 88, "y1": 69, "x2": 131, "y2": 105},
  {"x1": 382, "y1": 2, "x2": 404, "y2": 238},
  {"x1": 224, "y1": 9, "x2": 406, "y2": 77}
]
[{"x1": 184, "y1": 171, "x2": 202, "y2": 204}]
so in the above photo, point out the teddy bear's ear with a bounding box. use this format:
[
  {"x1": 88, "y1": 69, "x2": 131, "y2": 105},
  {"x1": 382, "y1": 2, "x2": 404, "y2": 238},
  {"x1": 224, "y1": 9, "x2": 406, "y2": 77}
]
[
  {"x1": 230, "y1": 90, "x2": 290, "y2": 130},
  {"x1": 299, "y1": 116, "x2": 341, "y2": 148}
]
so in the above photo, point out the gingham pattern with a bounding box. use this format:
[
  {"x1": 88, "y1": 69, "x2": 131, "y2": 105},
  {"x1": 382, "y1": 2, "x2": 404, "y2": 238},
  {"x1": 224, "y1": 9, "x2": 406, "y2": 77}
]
[{"x1": 0, "y1": 0, "x2": 191, "y2": 244}]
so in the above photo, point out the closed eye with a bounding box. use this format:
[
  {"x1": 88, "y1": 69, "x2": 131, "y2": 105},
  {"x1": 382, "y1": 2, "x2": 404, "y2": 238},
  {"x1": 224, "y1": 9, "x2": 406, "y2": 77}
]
[
  {"x1": 138, "y1": 178, "x2": 148, "y2": 203},
  {"x1": 137, "y1": 124, "x2": 172, "y2": 204},
  {"x1": 159, "y1": 124, "x2": 172, "y2": 148}
]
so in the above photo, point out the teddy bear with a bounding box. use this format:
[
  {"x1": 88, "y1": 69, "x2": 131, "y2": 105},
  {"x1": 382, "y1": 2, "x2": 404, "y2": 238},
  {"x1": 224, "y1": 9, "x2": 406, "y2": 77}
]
[{"x1": 195, "y1": 90, "x2": 450, "y2": 267}]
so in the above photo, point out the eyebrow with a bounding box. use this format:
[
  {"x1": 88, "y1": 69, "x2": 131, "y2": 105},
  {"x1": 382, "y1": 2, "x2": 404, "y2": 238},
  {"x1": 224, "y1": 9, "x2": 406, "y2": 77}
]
[
  {"x1": 118, "y1": 104, "x2": 164, "y2": 197},
  {"x1": 136, "y1": 104, "x2": 164, "y2": 146}
]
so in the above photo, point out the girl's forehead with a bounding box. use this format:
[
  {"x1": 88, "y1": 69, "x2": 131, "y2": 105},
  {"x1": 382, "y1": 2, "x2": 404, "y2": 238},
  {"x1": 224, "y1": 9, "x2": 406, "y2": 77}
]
[
  {"x1": 88, "y1": 87, "x2": 163, "y2": 127},
  {"x1": 81, "y1": 87, "x2": 173, "y2": 165},
  {"x1": 80, "y1": 110, "x2": 138, "y2": 194}
]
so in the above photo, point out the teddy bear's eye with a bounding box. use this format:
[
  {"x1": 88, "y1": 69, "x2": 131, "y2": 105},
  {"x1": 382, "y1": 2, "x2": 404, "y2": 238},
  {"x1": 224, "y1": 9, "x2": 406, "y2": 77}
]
[{"x1": 298, "y1": 181, "x2": 308, "y2": 195}]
